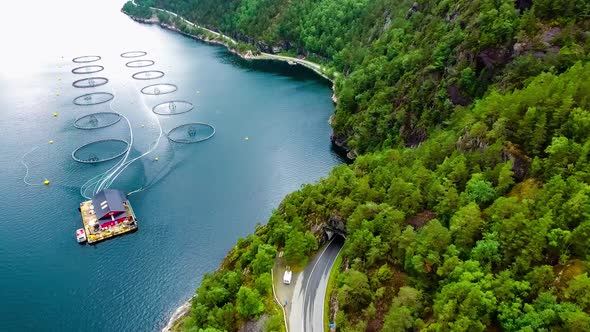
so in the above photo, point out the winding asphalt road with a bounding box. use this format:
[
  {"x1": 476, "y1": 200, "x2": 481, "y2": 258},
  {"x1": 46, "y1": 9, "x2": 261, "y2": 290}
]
[{"x1": 289, "y1": 237, "x2": 344, "y2": 332}]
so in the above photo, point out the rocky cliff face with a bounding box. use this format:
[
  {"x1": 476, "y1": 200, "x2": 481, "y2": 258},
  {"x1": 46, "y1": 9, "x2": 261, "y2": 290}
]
[{"x1": 330, "y1": 132, "x2": 357, "y2": 161}]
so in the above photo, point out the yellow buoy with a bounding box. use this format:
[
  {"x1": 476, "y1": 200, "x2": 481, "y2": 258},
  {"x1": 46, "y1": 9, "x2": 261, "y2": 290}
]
[
  {"x1": 53, "y1": 112, "x2": 58, "y2": 117},
  {"x1": 44, "y1": 179, "x2": 50, "y2": 185},
  {"x1": 154, "y1": 157, "x2": 159, "y2": 161},
  {"x1": 49, "y1": 140, "x2": 54, "y2": 144},
  {"x1": 56, "y1": 93, "x2": 60, "y2": 96}
]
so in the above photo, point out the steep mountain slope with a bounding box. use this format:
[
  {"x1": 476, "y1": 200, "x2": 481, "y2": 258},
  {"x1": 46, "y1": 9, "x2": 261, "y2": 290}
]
[{"x1": 123, "y1": 1, "x2": 590, "y2": 331}]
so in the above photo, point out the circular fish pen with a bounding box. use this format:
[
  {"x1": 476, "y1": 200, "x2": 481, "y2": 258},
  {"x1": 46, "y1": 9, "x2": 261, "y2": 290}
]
[
  {"x1": 72, "y1": 139, "x2": 130, "y2": 164},
  {"x1": 74, "y1": 112, "x2": 122, "y2": 130},
  {"x1": 126, "y1": 60, "x2": 154, "y2": 68},
  {"x1": 72, "y1": 77, "x2": 109, "y2": 88},
  {"x1": 132, "y1": 70, "x2": 165, "y2": 80},
  {"x1": 121, "y1": 51, "x2": 147, "y2": 58},
  {"x1": 141, "y1": 83, "x2": 177, "y2": 96},
  {"x1": 166, "y1": 123, "x2": 215, "y2": 143},
  {"x1": 73, "y1": 92, "x2": 114, "y2": 106},
  {"x1": 152, "y1": 101, "x2": 193, "y2": 115},
  {"x1": 72, "y1": 65, "x2": 104, "y2": 74},
  {"x1": 72, "y1": 55, "x2": 101, "y2": 63}
]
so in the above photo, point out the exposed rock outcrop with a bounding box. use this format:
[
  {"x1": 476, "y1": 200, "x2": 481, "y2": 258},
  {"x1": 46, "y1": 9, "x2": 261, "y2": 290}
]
[
  {"x1": 514, "y1": 26, "x2": 563, "y2": 58},
  {"x1": 383, "y1": 13, "x2": 392, "y2": 32},
  {"x1": 515, "y1": 0, "x2": 533, "y2": 12},
  {"x1": 237, "y1": 315, "x2": 268, "y2": 332},
  {"x1": 503, "y1": 142, "x2": 531, "y2": 181},
  {"x1": 330, "y1": 132, "x2": 356, "y2": 161},
  {"x1": 447, "y1": 84, "x2": 471, "y2": 106},
  {"x1": 406, "y1": 2, "x2": 420, "y2": 19},
  {"x1": 476, "y1": 48, "x2": 511, "y2": 70},
  {"x1": 456, "y1": 129, "x2": 489, "y2": 152},
  {"x1": 400, "y1": 124, "x2": 427, "y2": 148},
  {"x1": 329, "y1": 292, "x2": 339, "y2": 331}
]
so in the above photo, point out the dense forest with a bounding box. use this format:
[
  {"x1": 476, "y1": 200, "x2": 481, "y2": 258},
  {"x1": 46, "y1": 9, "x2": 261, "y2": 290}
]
[{"x1": 123, "y1": 0, "x2": 590, "y2": 331}]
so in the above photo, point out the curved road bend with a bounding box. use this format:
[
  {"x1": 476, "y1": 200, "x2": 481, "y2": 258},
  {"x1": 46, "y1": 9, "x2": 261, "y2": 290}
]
[{"x1": 289, "y1": 237, "x2": 344, "y2": 332}]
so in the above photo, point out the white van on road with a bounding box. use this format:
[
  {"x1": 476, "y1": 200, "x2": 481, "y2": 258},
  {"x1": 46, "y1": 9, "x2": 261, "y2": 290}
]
[{"x1": 283, "y1": 270, "x2": 292, "y2": 285}]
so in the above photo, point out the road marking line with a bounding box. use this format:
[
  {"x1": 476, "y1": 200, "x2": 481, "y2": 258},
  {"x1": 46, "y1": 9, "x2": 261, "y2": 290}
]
[
  {"x1": 271, "y1": 268, "x2": 289, "y2": 332},
  {"x1": 319, "y1": 245, "x2": 343, "y2": 332},
  {"x1": 305, "y1": 239, "x2": 334, "y2": 295},
  {"x1": 303, "y1": 239, "x2": 337, "y2": 331}
]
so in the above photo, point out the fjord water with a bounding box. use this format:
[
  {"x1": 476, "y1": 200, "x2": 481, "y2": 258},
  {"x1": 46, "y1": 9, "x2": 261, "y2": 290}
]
[{"x1": 0, "y1": 1, "x2": 341, "y2": 330}]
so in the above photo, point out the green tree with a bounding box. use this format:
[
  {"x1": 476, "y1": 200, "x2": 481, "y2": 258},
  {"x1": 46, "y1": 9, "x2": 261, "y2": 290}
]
[
  {"x1": 236, "y1": 286, "x2": 264, "y2": 319},
  {"x1": 571, "y1": 220, "x2": 590, "y2": 257},
  {"x1": 382, "y1": 287, "x2": 423, "y2": 331},
  {"x1": 254, "y1": 272, "x2": 272, "y2": 296},
  {"x1": 284, "y1": 230, "x2": 317, "y2": 265},
  {"x1": 449, "y1": 203, "x2": 484, "y2": 253},
  {"x1": 251, "y1": 244, "x2": 276, "y2": 275},
  {"x1": 206, "y1": 303, "x2": 235, "y2": 331},
  {"x1": 264, "y1": 313, "x2": 285, "y2": 332},
  {"x1": 496, "y1": 161, "x2": 515, "y2": 194},
  {"x1": 430, "y1": 261, "x2": 496, "y2": 332},
  {"x1": 463, "y1": 173, "x2": 496, "y2": 205},
  {"x1": 524, "y1": 265, "x2": 555, "y2": 296},
  {"x1": 565, "y1": 273, "x2": 590, "y2": 311},
  {"x1": 337, "y1": 269, "x2": 373, "y2": 312}
]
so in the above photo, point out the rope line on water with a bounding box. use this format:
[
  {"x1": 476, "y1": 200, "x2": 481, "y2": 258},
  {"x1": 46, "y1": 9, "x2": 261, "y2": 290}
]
[
  {"x1": 97, "y1": 78, "x2": 164, "y2": 194},
  {"x1": 79, "y1": 69, "x2": 165, "y2": 198},
  {"x1": 21, "y1": 147, "x2": 45, "y2": 186}
]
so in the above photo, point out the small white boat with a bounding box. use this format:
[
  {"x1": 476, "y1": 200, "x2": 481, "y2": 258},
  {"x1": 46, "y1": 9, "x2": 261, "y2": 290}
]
[{"x1": 76, "y1": 228, "x2": 87, "y2": 243}]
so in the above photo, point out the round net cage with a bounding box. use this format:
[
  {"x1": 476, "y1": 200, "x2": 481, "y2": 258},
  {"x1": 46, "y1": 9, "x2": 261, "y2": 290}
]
[
  {"x1": 126, "y1": 60, "x2": 155, "y2": 68},
  {"x1": 74, "y1": 112, "x2": 122, "y2": 130},
  {"x1": 73, "y1": 92, "x2": 114, "y2": 106},
  {"x1": 132, "y1": 70, "x2": 165, "y2": 80},
  {"x1": 141, "y1": 83, "x2": 177, "y2": 96},
  {"x1": 72, "y1": 77, "x2": 109, "y2": 88},
  {"x1": 121, "y1": 51, "x2": 147, "y2": 58},
  {"x1": 72, "y1": 139, "x2": 130, "y2": 163},
  {"x1": 152, "y1": 101, "x2": 193, "y2": 115},
  {"x1": 166, "y1": 123, "x2": 215, "y2": 143},
  {"x1": 72, "y1": 55, "x2": 101, "y2": 63},
  {"x1": 72, "y1": 65, "x2": 104, "y2": 74}
]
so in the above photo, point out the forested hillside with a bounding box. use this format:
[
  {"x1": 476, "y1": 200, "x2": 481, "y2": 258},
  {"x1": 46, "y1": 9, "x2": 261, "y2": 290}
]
[
  {"x1": 132, "y1": 0, "x2": 589, "y2": 154},
  {"x1": 123, "y1": 0, "x2": 590, "y2": 331}
]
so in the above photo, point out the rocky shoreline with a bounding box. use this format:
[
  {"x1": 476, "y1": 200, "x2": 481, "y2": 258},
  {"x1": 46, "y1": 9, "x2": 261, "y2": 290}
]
[
  {"x1": 127, "y1": 14, "x2": 333, "y2": 82},
  {"x1": 161, "y1": 297, "x2": 192, "y2": 332}
]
